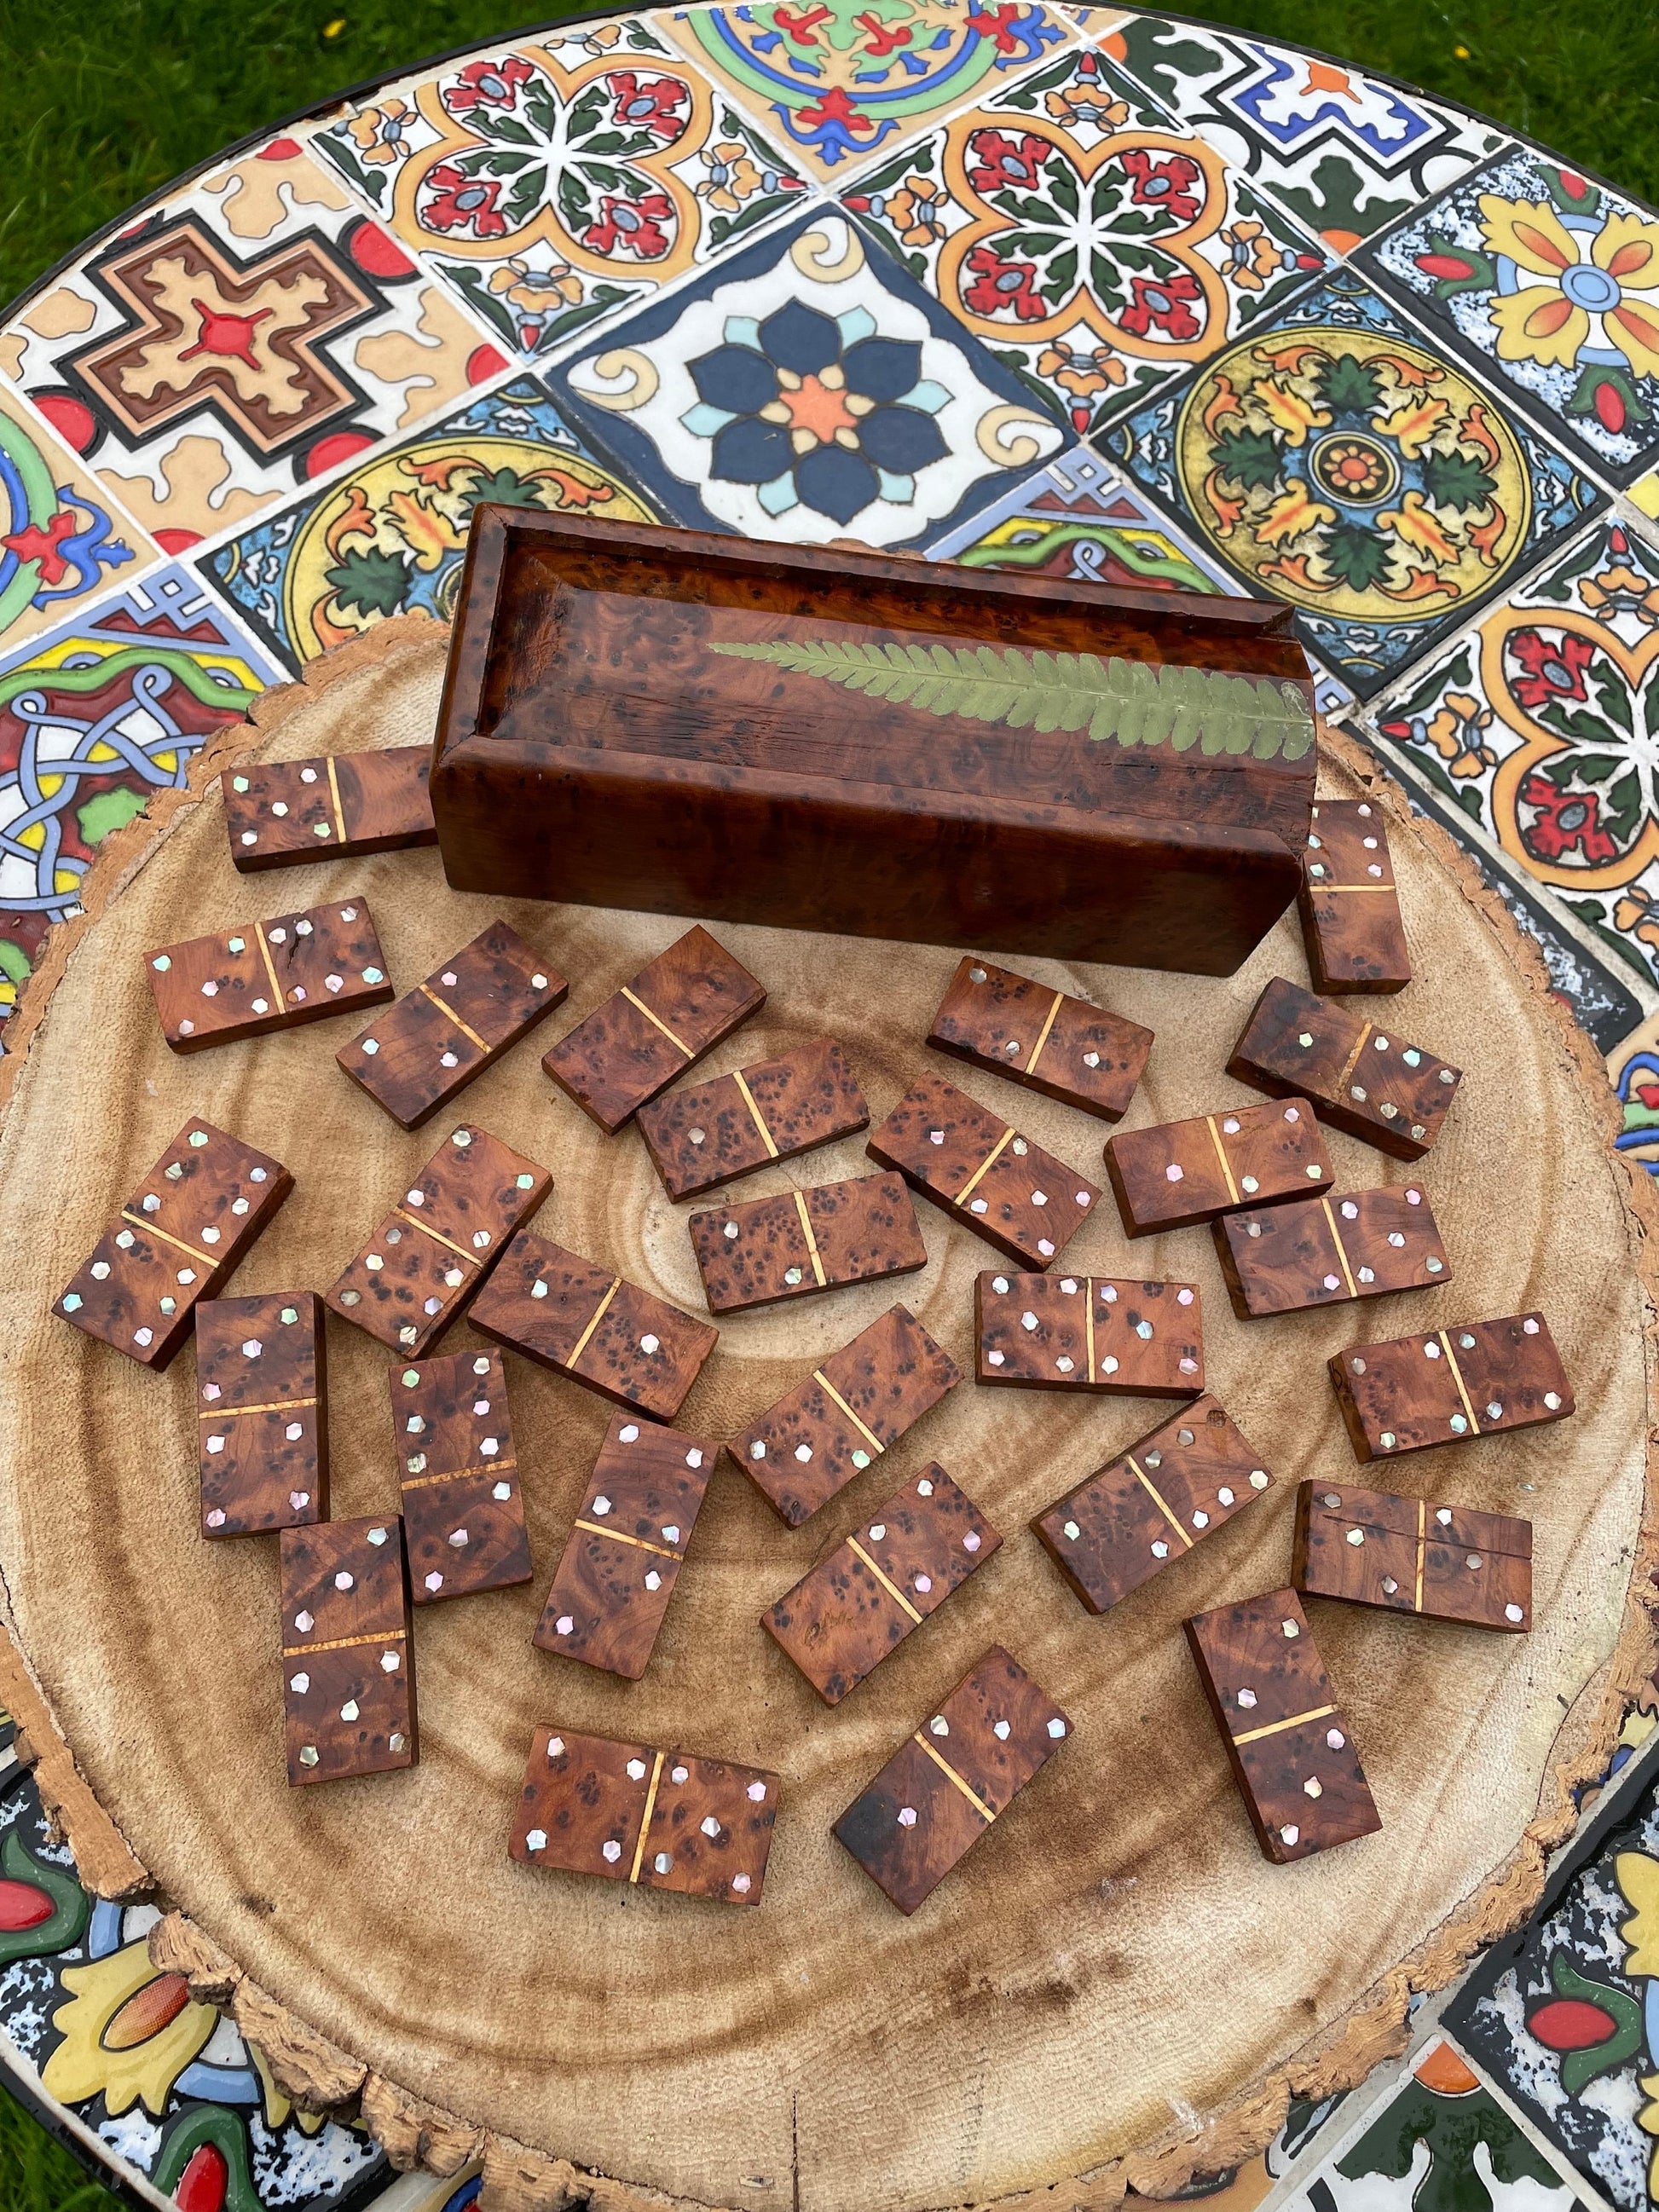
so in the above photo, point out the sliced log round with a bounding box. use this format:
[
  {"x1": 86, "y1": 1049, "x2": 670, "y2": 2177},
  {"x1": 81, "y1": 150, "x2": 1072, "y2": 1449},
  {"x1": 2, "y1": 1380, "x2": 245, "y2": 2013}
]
[{"x1": 0, "y1": 617, "x2": 1650, "y2": 2212}]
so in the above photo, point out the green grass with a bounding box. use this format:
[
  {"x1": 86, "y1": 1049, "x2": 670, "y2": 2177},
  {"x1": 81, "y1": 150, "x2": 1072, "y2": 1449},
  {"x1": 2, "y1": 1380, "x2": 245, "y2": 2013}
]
[
  {"x1": 0, "y1": 2085, "x2": 113, "y2": 2212},
  {"x1": 1, "y1": 0, "x2": 1658, "y2": 311}
]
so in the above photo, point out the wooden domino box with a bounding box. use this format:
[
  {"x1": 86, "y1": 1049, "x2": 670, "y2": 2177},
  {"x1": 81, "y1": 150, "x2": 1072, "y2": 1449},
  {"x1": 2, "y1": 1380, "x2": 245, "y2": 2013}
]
[
  {"x1": 731, "y1": 1304, "x2": 960, "y2": 1526},
  {"x1": 55, "y1": 1120, "x2": 291, "y2": 1369},
  {"x1": 764, "y1": 1464, "x2": 1000, "y2": 1704},
  {"x1": 1184, "y1": 1589, "x2": 1379, "y2": 1863},
  {"x1": 509, "y1": 1724, "x2": 777, "y2": 1906},
  {"x1": 198, "y1": 1292, "x2": 326, "y2": 1537},
  {"x1": 280, "y1": 1516, "x2": 417, "y2": 1787},
  {"x1": 926, "y1": 956, "x2": 1153, "y2": 1121}
]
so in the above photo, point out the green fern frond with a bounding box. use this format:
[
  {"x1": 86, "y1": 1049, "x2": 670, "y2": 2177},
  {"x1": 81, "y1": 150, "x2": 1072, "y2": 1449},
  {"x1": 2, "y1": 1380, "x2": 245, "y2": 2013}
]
[{"x1": 708, "y1": 637, "x2": 1314, "y2": 761}]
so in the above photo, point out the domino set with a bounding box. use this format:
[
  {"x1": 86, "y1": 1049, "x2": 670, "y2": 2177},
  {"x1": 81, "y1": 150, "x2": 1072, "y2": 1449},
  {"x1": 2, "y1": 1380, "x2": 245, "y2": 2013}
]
[{"x1": 50, "y1": 726, "x2": 1578, "y2": 1910}]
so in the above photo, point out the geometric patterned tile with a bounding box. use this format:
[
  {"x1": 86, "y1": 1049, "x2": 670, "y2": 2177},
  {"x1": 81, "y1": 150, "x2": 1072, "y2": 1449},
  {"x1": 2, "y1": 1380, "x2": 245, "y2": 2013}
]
[
  {"x1": 1369, "y1": 514, "x2": 1659, "y2": 1010},
  {"x1": 546, "y1": 207, "x2": 1066, "y2": 548},
  {"x1": 1106, "y1": 14, "x2": 1508, "y2": 254},
  {"x1": 922, "y1": 442, "x2": 1236, "y2": 589},
  {"x1": 1366, "y1": 149, "x2": 1659, "y2": 490},
  {"x1": 0, "y1": 383, "x2": 159, "y2": 664},
  {"x1": 200, "y1": 373, "x2": 660, "y2": 671},
  {"x1": 839, "y1": 43, "x2": 1330, "y2": 442},
  {"x1": 1099, "y1": 265, "x2": 1604, "y2": 700},
  {"x1": 659, "y1": 0, "x2": 1078, "y2": 184},
  {"x1": 309, "y1": 19, "x2": 812, "y2": 367},
  {"x1": 0, "y1": 563, "x2": 276, "y2": 1022},
  {"x1": 1, "y1": 139, "x2": 510, "y2": 559},
  {"x1": 1609, "y1": 1006, "x2": 1659, "y2": 1176},
  {"x1": 0, "y1": 1770, "x2": 387, "y2": 2212},
  {"x1": 1277, "y1": 2037, "x2": 1589, "y2": 2212},
  {"x1": 1442, "y1": 1741, "x2": 1659, "y2": 2212}
]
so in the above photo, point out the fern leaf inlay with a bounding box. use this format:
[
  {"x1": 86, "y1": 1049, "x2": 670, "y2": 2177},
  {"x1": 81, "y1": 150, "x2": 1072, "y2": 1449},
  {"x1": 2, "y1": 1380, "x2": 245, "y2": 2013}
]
[{"x1": 708, "y1": 637, "x2": 1313, "y2": 761}]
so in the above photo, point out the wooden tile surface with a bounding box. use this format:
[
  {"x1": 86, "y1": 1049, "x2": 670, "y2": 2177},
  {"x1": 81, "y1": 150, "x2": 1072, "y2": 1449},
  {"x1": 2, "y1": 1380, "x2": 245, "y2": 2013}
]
[
  {"x1": 393, "y1": 1348, "x2": 530, "y2": 1603},
  {"x1": 543, "y1": 927, "x2": 766, "y2": 1133},
  {"x1": 867, "y1": 1072, "x2": 1101, "y2": 1267},
  {"x1": 280, "y1": 1516, "x2": 416, "y2": 1786},
  {"x1": 764, "y1": 1464, "x2": 1000, "y2": 1704},
  {"x1": 147, "y1": 898, "x2": 392, "y2": 1050},
  {"x1": 975, "y1": 1270, "x2": 1203, "y2": 1394},
  {"x1": 833, "y1": 1645, "x2": 1070, "y2": 1914},
  {"x1": 223, "y1": 746, "x2": 436, "y2": 871},
  {"x1": 197, "y1": 1291, "x2": 326, "y2": 1537},
  {"x1": 469, "y1": 1231, "x2": 718, "y2": 1421},
  {"x1": 338, "y1": 920, "x2": 568, "y2": 1129},
  {"x1": 1032, "y1": 1395, "x2": 1272, "y2": 1613},
  {"x1": 323, "y1": 1123, "x2": 552, "y2": 1355},
  {"x1": 509, "y1": 1724, "x2": 777, "y2": 1906},
  {"x1": 1330, "y1": 1312, "x2": 1573, "y2": 1460},
  {"x1": 1184, "y1": 1589, "x2": 1379, "y2": 1863},
  {"x1": 55, "y1": 1120, "x2": 292, "y2": 1369},
  {"x1": 1106, "y1": 1098, "x2": 1330, "y2": 1235},
  {"x1": 687, "y1": 1172, "x2": 926, "y2": 1316},
  {"x1": 636, "y1": 1037, "x2": 868, "y2": 1200},
  {"x1": 535, "y1": 1412, "x2": 716, "y2": 1677},
  {"x1": 1299, "y1": 799, "x2": 1410, "y2": 994},
  {"x1": 1215, "y1": 1185, "x2": 1449, "y2": 1319},
  {"x1": 1228, "y1": 977, "x2": 1460, "y2": 1160},
  {"x1": 1292, "y1": 1479, "x2": 1531, "y2": 1631},
  {"x1": 731, "y1": 1303, "x2": 961, "y2": 1526},
  {"x1": 926, "y1": 955, "x2": 1153, "y2": 1121}
]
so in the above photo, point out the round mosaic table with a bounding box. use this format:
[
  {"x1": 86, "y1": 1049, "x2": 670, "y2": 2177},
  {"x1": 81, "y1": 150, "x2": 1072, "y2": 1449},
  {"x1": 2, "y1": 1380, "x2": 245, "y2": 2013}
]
[{"x1": 1, "y1": 11, "x2": 1658, "y2": 2212}]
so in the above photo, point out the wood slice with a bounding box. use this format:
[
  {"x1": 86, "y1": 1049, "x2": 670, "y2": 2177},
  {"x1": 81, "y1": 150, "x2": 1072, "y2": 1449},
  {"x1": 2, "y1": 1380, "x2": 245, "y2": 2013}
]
[{"x1": 0, "y1": 616, "x2": 1652, "y2": 2212}]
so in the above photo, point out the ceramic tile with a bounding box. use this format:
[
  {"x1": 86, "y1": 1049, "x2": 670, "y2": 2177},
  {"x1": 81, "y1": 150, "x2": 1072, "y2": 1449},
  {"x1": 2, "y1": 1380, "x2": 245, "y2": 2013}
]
[
  {"x1": 1442, "y1": 1742, "x2": 1659, "y2": 2212},
  {"x1": 0, "y1": 384, "x2": 160, "y2": 661},
  {"x1": 1275, "y1": 2036, "x2": 1589, "y2": 2212},
  {"x1": 922, "y1": 443, "x2": 1233, "y2": 588},
  {"x1": 1365, "y1": 149, "x2": 1659, "y2": 490},
  {"x1": 1104, "y1": 16, "x2": 1508, "y2": 255},
  {"x1": 0, "y1": 138, "x2": 512, "y2": 558},
  {"x1": 836, "y1": 43, "x2": 1329, "y2": 443},
  {"x1": 660, "y1": 0, "x2": 1078, "y2": 183},
  {"x1": 1357, "y1": 730, "x2": 1648, "y2": 1053},
  {"x1": 546, "y1": 207, "x2": 1066, "y2": 546},
  {"x1": 0, "y1": 564, "x2": 278, "y2": 1021},
  {"x1": 1367, "y1": 514, "x2": 1659, "y2": 1013},
  {"x1": 309, "y1": 21, "x2": 813, "y2": 367},
  {"x1": 1097, "y1": 265, "x2": 1604, "y2": 699},
  {"x1": 199, "y1": 373, "x2": 660, "y2": 672},
  {"x1": 0, "y1": 1770, "x2": 386, "y2": 2212},
  {"x1": 1607, "y1": 1008, "x2": 1659, "y2": 1178}
]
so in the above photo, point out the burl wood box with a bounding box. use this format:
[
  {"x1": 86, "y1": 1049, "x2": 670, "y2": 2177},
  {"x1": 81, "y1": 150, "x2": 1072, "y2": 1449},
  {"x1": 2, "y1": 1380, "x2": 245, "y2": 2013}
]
[{"x1": 431, "y1": 513, "x2": 1317, "y2": 977}]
